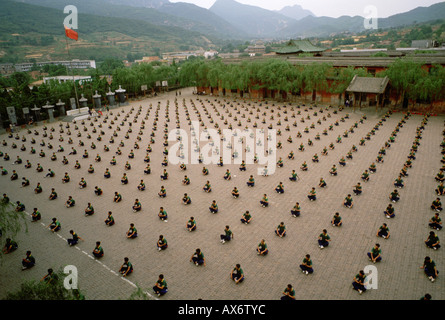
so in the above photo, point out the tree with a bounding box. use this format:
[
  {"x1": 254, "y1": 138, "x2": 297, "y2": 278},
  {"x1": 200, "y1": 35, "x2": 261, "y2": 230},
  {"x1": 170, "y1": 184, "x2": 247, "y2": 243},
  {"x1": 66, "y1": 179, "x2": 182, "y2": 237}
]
[
  {"x1": 9, "y1": 72, "x2": 31, "y2": 89},
  {"x1": 195, "y1": 60, "x2": 211, "y2": 89},
  {"x1": 229, "y1": 61, "x2": 250, "y2": 95},
  {"x1": 205, "y1": 59, "x2": 223, "y2": 89},
  {"x1": 414, "y1": 64, "x2": 445, "y2": 107},
  {"x1": 98, "y1": 58, "x2": 125, "y2": 75},
  {"x1": 330, "y1": 66, "x2": 368, "y2": 94},
  {"x1": 0, "y1": 200, "x2": 28, "y2": 262},
  {"x1": 110, "y1": 61, "x2": 180, "y2": 96},
  {"x1": 41, "y1": 65, "x2": 66, "y2": 76},
  {"x1": 301, "y1": 63, "x2": 332, "y2": 101},
  {"x1": 127, "y1": 285, "x2": 154, "y2": 300},
  {"x1": 383, "y1": 58, "x2": 425, "y2": 107},
  {"x1": 178, "y1": 59, "x2": 202, "y2": 89},
  {"x1": 4, "y1": 269, "x2": 85, "y2": 300}
]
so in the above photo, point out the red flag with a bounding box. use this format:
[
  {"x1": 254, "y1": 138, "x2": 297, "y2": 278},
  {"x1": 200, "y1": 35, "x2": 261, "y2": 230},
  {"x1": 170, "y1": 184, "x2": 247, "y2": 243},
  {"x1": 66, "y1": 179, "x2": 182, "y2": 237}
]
[{"x1": 64, "y1": 26, "x2": 78, "y2": 41}]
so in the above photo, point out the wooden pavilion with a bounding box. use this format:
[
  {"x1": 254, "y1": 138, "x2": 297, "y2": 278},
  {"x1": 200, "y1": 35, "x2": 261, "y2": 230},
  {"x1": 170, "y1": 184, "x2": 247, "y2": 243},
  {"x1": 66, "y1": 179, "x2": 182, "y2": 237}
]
[{"x1": 346, "y1": 75, "x2": 390, "y2": 111}]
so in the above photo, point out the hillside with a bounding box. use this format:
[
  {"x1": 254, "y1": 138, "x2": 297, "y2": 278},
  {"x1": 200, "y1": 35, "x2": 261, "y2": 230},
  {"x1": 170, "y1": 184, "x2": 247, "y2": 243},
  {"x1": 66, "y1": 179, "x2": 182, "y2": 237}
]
[
  {"x1": 276, "y1": 4, "x2": 314, "y2": 20},
  {"x1": 280, "y1": 1, "x2": 445, "y2": 38},
  {"x1": 156, "y1": 2, "x2": 248, "y2": 39},
  {"x1": 209, "y1": 0, "x2": 296, "y2": 37},
  {"x1": 13, "y1": 0, "x2": 445, "y2": 40},
  {"x1": 104, "y1": 0, "x2": 168, "y2": 8},
  {"x1": 378, "y1": 2, "x2": 445, "y2": 29},
  {"x1": 14, "y1": 0, "x2": 247, "y2": 40},
  {"x1": 0, "y1": 0, "x2": 210, "y2": 63},
  {"x1": 2, "y1": 0, "x2": 445, "y2": 65},
  {"x1": 279, "y1": 15, "x2": 366, "y2": 38}
]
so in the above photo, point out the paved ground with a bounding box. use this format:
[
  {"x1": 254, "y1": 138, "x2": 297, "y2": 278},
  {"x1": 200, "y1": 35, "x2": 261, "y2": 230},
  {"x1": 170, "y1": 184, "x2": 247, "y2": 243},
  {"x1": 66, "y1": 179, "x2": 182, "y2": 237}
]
[{"x1": 0, "y1": 87, "x2": 443, "y2": 300}]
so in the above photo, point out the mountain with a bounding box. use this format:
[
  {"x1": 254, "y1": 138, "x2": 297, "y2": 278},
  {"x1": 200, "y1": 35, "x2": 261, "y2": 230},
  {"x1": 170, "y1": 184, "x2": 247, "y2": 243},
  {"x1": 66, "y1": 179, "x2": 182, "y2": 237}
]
[
  {"x1": 13, "y1": 0, "x2": 247, "y2": 40},
  {"x1": 98, "y1": 0, "x2": 249, "y2": 38},
  {"x1": 277, "y1": 4, "x2": 314, "y2": 21},
  {"x1": 209, "y1": 0, "x2": 297, "y2": 37},
  {"x1": 155, "y1": 2, "x2": 248, "y2": 39},
  {"x1": 0, "y1": 0, "x2": 210, "y2": 63},
  {"x1": 279, "y1": 15, "x2": 366, "y2": 38},
  {"x1": 5, "y1": 0, "x2": 445, "y2": 52},
  {"x1": 104, "y1": 0, "x2": 168, "y2": 8},
  {"x1": 377, "y1": 2, "x2": 445, "y2": 29},
  {"x1": 279, "y1": 2, "x2": 445, "y2": 38}
]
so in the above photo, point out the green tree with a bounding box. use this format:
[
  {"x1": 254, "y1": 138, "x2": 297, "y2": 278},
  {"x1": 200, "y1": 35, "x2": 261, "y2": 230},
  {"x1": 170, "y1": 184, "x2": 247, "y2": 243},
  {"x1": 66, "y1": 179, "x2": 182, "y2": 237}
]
[
  {"x1": 178, "y1": 59, "x2": 202, "y2": 89},
  {"x1": 301, "y1": 63, "x2": 332, "y2": 101},
  {"x1": 4, "y1": 269, "x2": 85, "y2": 300},
  {"x1": 414, "y1": 64, "x2": 445, "y2": 106},
  {"x1": 0, "y1": 200, "x2": 27, "y2": 262},
  {"x1": 383, "y1": 58, "x2": 425, "y2": 107},
  {"x1": 330, "y1": 66, "x2": 368, "y2": 94},
  {"x1": 99, "y1": 58, "x2": 125, "y2": 75}
]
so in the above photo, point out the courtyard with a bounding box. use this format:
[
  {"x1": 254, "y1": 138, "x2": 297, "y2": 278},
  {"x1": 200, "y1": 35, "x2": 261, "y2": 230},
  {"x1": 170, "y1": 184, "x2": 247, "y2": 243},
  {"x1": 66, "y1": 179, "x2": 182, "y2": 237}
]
[{"x1": 0, "y1": 87, "x2": 443, "y2": 300}]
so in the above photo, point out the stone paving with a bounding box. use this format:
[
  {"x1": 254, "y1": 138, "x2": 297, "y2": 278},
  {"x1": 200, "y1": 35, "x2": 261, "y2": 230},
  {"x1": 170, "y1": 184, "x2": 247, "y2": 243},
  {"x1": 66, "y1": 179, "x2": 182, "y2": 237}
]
[{"x1": 0, "y1": 87, "x2": 443, "y2": 300}]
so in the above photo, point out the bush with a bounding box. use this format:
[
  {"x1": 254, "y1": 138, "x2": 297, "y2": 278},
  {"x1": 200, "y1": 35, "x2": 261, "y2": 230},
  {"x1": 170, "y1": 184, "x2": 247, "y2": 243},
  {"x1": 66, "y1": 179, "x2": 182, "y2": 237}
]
[{"x1": 4, "y1": 269, "x2": 85, "y2": 300}]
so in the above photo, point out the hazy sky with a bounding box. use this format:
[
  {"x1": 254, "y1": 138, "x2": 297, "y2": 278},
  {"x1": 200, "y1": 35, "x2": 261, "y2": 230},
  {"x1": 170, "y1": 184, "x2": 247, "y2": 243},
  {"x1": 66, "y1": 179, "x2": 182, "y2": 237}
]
[{"x1": 170, "y1": 0, "x2": 444, "y2": 18}]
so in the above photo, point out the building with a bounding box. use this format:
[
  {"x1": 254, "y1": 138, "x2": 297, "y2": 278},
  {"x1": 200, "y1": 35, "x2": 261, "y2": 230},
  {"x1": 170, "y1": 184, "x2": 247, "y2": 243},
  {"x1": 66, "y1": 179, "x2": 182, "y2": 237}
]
[
  {"x1": 12, "y1": 60, "x2": 96, "y2": 73},
  {"x1": 346, "y1": 75, "x2": 390, "y2": 109},
  {"x1": 135, "y1": 56, "x2": 161, "y2": 64},
  {"x1": 0, "y1": 63, "x2": 15, "y2": 76},
  {"x1": 275, "y1": 39, "x2": 326, "y2": 55},
  {"x1": 162, "y1": 52, "x2": 197, "y2": 64},
  {"x1": 246, "y1": 44, "x2": 266, "y2": 55},
  {"x1": 13, "y1": 62, "x2": 34, "y2": 73},
  {"x1": 43, "y1": 75, "x2": 92, "y2": 85},
  {"x1": 411, "y1": 39, "x2": 436, "y2": 49},
  {"x1": 340, "y1": 48, "x2": 388, "y2": 53},
  {"x1": 204, "y1": 50, "x2": 219, "y2": 59}
]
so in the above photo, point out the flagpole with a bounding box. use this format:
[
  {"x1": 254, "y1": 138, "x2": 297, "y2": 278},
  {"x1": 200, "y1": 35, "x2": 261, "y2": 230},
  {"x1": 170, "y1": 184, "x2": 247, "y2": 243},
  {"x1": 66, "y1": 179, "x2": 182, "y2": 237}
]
[{"x1": 64, "y1": 34, "x2": 80, "y2": 110}]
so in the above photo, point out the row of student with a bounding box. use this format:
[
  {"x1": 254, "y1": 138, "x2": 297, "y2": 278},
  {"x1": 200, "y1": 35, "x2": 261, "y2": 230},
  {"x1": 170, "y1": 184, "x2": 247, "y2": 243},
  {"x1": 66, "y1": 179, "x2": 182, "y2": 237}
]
[{"x1": 0, "y1": 109, "x2": 438, "y2": 298}]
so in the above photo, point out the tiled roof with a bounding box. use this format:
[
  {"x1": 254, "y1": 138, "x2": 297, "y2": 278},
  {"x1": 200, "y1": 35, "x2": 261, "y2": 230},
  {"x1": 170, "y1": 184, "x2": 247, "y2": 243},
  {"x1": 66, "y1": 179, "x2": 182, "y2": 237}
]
[
  {"x1": 275, "y1": 40, "x2": 325, "y2": 54},
  {"x1": 346, "y1": 75, "x2": 389, "y2": 94}
]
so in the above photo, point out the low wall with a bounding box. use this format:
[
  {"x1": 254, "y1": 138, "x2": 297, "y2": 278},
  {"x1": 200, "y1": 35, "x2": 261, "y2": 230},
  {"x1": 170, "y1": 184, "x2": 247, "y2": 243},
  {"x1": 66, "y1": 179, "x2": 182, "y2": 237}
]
[{"x1": 66, "y1": 107, "x2": 90, "y2": 116}]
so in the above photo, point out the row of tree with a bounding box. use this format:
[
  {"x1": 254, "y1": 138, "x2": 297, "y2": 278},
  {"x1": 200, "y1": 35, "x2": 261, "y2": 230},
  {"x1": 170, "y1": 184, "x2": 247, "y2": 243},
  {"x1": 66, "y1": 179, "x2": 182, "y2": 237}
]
[
  {"x1": 178, "y1": 58, "x2": 368, "y2": 98},
  {"x1": 111, "y1": 62, "x2": 180, "y2": 97},
  {"x1": 177, "y1": 57, "x2": 445, "y2": 106},
  {"x1": 1, "y1": 56, "x2": 444, "y2": 126},
  {"x1": 0, "y1": 72, "x2": 110, "y2": 125},
  {"x1": 384, "y1": 58, "x2": 445, "y2": 107},
  {"x1": 0, "y1": 61, "x2": 181, "y2": 126}
]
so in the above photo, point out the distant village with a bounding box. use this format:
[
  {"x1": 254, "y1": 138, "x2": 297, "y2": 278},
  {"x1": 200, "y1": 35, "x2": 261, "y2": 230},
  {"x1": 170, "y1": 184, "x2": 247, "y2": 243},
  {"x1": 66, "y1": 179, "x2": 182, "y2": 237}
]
[
  {"x1": 1, "y1": 37, "x2": 444, "y2": 78},
  {"x1": 1, "y1": 38, "x2": 445, "y2": 114}
]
